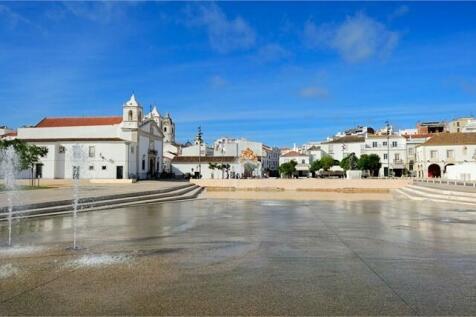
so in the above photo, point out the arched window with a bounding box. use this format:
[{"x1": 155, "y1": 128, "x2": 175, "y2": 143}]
[
  {"x1": 164, "y1": 126, "x2": 167, "y2": 132},
  {"x1": 138, "y1": 111, "x2": 142, "y2": 121},
  {"x1": 128, "y1": 110, "x2": 133, "y2": 121}
]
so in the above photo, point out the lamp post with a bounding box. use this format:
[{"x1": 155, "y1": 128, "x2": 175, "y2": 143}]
[
  {"x1": 196, "y1": 126, "x2": 203, "y2": 179},
  {"x1": 385, "y1": 121, "x2": 391, "y2": 178}
]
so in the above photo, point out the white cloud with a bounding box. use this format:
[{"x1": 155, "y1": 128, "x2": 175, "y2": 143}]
[
  {"x1": 209, "y1": 75, "x2": 228, "y2": 88},
  {"x1": 62, "y1": 1, "x2": 134, "y2": 23},
  {"x1": 185, "y1": 3, "x2": 256, "y2": 53},
  {"x1": 388, "y1": 5, "x2": 409, "y2": 21},
  {"x1": 0, "y1": 4, "x2": 40, "y2": 30},
  {"x1": 304, "y1": 12, "x2": 400, "y2": 63},
  {"x1": 255, "y1": 44, "x2": 290, "y2": 63},
  {"x1": 299, "y1": 86, "x2": 329, "y2": 99}
]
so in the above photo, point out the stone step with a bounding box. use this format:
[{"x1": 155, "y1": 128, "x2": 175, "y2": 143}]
[
  {"x1": 0, "y1": 184, "x2": 202, "y2": 220},
  {"x1": 406, "y1": 184, "x2": 476, "y2": 199},
  {"x1": 0, "y1": 183, "x2": 195, "y2": 213},
  {"x1": 396, "y1": 187, "x2": 476, "y2": 206}
]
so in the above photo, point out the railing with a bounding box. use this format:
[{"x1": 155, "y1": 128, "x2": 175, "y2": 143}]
[{"x1": 413, "y1": 178, "x2": 476, "y2": 188}]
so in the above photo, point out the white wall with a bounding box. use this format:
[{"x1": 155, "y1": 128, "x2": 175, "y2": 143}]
[{"x1": 446, "y1": 163, "x2": 476, "y2": 181}]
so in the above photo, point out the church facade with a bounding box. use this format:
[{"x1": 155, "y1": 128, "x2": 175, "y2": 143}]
[{"x1": 16, "y1": 95, "x2": 165, "y2": 180}]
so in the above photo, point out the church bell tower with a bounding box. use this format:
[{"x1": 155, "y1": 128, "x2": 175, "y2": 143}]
[{"x1": 122, "y1": 94, "x2": 143, "y2": 129}]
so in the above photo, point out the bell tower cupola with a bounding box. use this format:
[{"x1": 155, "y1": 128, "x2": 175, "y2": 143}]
[{"x1": 122, "y1": 94, "x2": 143, "y2": 129}]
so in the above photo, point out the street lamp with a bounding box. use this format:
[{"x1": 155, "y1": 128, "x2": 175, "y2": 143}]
[
  {"x1": 196, "y1": 126, "x2": 203, "y2": 179},
  {"x1": 385, "y1": 121, "x2": 391, "y2": 178}
]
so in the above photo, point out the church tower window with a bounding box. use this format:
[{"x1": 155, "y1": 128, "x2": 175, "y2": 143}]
[{"x1": 128, "y1": 110, "x2": 133, "y2": 121}]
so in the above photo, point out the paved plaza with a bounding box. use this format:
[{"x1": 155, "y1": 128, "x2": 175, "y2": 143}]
[{"x1": 1, "y1": 198, "x2": 476, "y2": 315}]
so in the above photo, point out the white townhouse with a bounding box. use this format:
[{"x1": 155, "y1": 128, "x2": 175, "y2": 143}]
[
  {"x1": 415, "y1": 133, "x2": 476, "y2": 179},
  {"x1": 212, "y1": 138, "x2": 279, "y2": 177},
  {"x1": 262, "y1": 145, "x2": 280, "y2": 176},
  {"x1": 362, "y1": 134, "x2": 407, "y2": 177},
  {"x1": 16, "y1": 95, "x2": 164, "y2": 180},
  {"x1": 320, "y1": 136, "x2": 365, "y2": 161},
  {"x1": 402, "y1": 134, "x2": 431, "y2": 176},
  {"x1": 279, "y1": 151, "x2": 311, "y2": 177}
]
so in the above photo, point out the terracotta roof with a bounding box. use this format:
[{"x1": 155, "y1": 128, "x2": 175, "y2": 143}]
[
  {"x1": 35, "y1": 116, "x2": 123, "y2": 128},
  {"x1": 324, "y1": 135, "x2": 365, "y2": 144},
  {"x1": 19, "y1": 138, "x2": 126, "y2": 142},
  {"x1": 281, "y1": 151, "x2": 307, "y2": 157},
  {"x1": 0, "y1": 132, "x2": 17, "y2": 138},
  {"x1": 421, "y1": 133, "x2": 476, "y2": 146},
  {"x1": 402, "y1": 133, "x2": 433, "y2": 139},
  {"x1": 172, "y1": 156, "x2": 237, "y2": 163}
]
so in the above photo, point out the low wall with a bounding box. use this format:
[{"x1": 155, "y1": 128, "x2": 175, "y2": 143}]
[{"x1": 191, "y1": 178, "x2": 411, "y2": 192}]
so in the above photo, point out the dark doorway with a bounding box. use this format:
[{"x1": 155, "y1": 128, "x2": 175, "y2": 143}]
[
  {"x1": 116, "y1": 166, "x2": 124, "y2": 179},
  {"x1": 35, "y1": 164, "x2": 43, "y2": 178},
  {"x1": 428, "y1": 164, "x2": 441, "y2": 178}
]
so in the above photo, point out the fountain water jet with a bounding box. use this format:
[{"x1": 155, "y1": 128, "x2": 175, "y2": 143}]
[
  {"x1": 1, "y1": 146, "x2": 19, "y2": 247},
  {"x1": 71, "y1": 145, "x2": 85, "y2": 250}
]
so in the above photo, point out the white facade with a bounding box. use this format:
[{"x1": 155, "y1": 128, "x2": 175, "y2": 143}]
[
  {"x1": 362, "y1": 135, "x2": 407, "y2": 177},
  {"x1": 262, "y1": 146, "x2": 280, "y2": 174},
  {"x1": 320, "y1": 136, "x2": 365, "y2": 161},
  {"x1": 15, "y1": 95, "x2": 164, "y2": 180},
  {"x1": 446, "y1": 163, "x2": 476, "y2": 181},
  {"x1": 279, "y1": 151, "x2": 311, "y2": 177},
  {"x1": 415, "y1": 134, "x2": 476, "y2": 178}
]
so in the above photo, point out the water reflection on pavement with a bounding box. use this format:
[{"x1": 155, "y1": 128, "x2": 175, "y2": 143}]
[{"x1": 0, "y1": 198, "x2": 476, "y2": 315}]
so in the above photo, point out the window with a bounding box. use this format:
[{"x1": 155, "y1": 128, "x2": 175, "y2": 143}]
[
  {"x1": 383, "y1": 141, "x2": 388, "y2": 146},
  {"x1": 102, "y1": 166, "x2": 107, "y2": 170},
  {"x1": 164, "y1": 126, "x2": 167, "y2": 132},
  {"x1": 131, "y1": 145, "x2": 134, "y2": 154},
  {"x1": 430, "y1": 150, "x2": 438, "y2": 159},
  {"x1": 383, "y1": 153, "x2": 388, "y2": 160},
  {"x1": 89, "y1": 146, "x2": 95, "y2": 158},
  {"x1": 138, "y1": 111, "x2": 142, "y2": 121},
  {"x1": 89, "y1": 166, "x2": 94, "y2": 171},
  {"x1": 392, "y1": 141, "x2": 398, "y2": 147},
  {"x1": 394, "y1": 153, "x2": 400, "y2": 161},
  {"x1": 142, "y1": 159, "x2": 145, "y2": 170},
  {"x1": 408, "y1": 148, "x2": 414, "y2": 155},
  {"x1": 302, "y1": 159, "x2": 305, "y2": 164},
  {"x1": 447, "y1": 150, "x2": 454, "y2": 159},
  {"x1": 372, "y1": 141, "x2": 377, "y2": 148},
  {"x1": 59, "y1": 146, "x2": 65, "y2": 153},
  {"x1": 128, "y1": 110, "x2": 133, "y2": 121}
]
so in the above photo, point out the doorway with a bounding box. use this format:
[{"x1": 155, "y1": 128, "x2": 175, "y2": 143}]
[{"x1": 116, "y1": 166, "x2": 124, "y2": 179}]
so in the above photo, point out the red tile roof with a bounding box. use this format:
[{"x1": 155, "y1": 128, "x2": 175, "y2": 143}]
[
  {"x1": 281, "y1": 151, "x2": 307, "y2": 157},
  {"x1": 421, "y1": 133, "x2": 476, "y2": 146},
  {"x1": 0, "y1": 132, "x2": 17, "y2": 138},
  {"x1": 35, "y1": 116, "x2": 123, "y2": 128}
]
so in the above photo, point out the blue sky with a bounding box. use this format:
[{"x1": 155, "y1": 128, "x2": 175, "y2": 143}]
[{"x1": 0, "y1": 1, "x2": 475, "y2": 146}]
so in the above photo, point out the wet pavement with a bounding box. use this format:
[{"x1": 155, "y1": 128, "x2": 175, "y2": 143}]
[{"x1": 1, "y1": 198, "x2": 476, "y2": 315}]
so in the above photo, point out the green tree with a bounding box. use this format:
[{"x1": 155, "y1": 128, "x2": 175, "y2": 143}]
[
  {"x1": 309, "y1": 160, "x2": 322, "y2": 176},
  {"x1": 340, "y1": 153, "x2": 358, "y2": 171},
  {"x1": 320, "y1": 155, "x2": 337, "y2": 171},
  {"x1": 357, "y1": 154, "x2": 381, "y2": 177},
  {"x1": 279, "y1": 160, "x2": 297, "y2": 178},
  {"x1": 208, "y1": 162, "x2": 218, "y2": 178},
  {"x1": 0, "y1": 139, "x2": 48, "y2": 185}
]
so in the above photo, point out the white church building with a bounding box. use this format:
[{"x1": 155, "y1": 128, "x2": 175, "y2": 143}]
[{"x1": 16, "y1": 95, "x2": 165, "y2": 180}]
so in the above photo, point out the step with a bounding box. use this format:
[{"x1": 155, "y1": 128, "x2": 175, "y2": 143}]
[
  {"x1": 0, "y1": 185, "x2": 201, "y2": 219},
  {"x1": 406, "y1": 184, "x2": 476, "y2": 199},
  {"x1": 396, "y1": 187, "x2": 476, "y2": 206},
  {"x1": 3, "y1": 186, "x2": 204, "y2": 220},
  {"x1": 0, "y1": 183, "x2": 195, "y2": 213}
]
